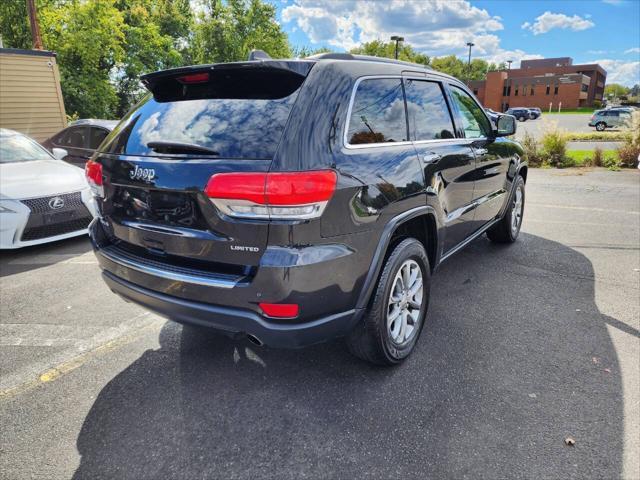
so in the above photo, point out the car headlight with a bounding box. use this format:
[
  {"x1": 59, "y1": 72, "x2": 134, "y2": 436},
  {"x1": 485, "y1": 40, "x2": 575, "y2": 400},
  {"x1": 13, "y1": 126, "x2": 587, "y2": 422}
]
[{"x1": 0, "y1": 202, "x2": 18, "y2": 213}]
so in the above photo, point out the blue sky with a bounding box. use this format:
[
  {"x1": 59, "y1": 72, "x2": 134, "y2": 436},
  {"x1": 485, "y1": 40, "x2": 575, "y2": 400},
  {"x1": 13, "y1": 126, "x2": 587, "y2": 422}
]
[{"x1": 272, "y1": 0, "x2": 640, "y2": 86}]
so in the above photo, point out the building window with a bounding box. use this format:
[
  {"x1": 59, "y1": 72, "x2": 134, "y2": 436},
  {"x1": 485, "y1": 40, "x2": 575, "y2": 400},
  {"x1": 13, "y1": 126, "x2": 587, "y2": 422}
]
[
  {"x1": 523, "y1": 86, "x2": 527, "y2": 97},
  {"x1": 507, "y1": 85, "x2": 511, "y2": 96},
  {"x1": 530, "y1": 86, "x2": 535, "y2": 96},
  {"x1": 554, "y1": 84, "x2": 558, "y2": 95},
  {"x1": 546, "y1": 85, "x2": 550, "y2": 95},
  {"x1": 515, "y1": 86, "x2": 519, "y2": 96},
  {"x1": 473, "y1": 88, "x2": 478, "y2": 95},
  {"x1": 581, "y1": 84, "x2": 588, "y2": 92}
]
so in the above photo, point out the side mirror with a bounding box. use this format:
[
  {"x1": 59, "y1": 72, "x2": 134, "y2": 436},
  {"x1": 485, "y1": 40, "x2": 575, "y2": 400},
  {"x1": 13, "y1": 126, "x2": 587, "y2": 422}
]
[
  {"x1": 495, "y1": 114, "x2": 516, "y2": 137},
  {"x1": 52, "y1": 147, "x2": 68, "y2": 160}
]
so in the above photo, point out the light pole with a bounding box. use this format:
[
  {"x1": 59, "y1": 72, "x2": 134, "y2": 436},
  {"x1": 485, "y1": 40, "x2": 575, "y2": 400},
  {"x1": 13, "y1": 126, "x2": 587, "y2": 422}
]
[
  {"x1": 466, "y1": 42, "x2": 474, "y2": 80},
  {"x1": 507, "y1": 60, "x2": 513, "y2": 70},
  {"x1": 391, "y1": 36, "x2": 404, "y2": 60}
]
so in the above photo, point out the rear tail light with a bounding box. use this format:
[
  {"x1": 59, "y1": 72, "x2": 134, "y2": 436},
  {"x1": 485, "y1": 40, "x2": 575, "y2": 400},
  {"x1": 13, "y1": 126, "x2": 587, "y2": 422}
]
[
  {"x1": 85, "y1": 160, "x2": 104, "y2": 197},
  {"x1": 205, "y1": 170, "x2": 337, "y2": 220},
  {"x1": 259, "y1": 303, "x2": 299, "y2": 318}
]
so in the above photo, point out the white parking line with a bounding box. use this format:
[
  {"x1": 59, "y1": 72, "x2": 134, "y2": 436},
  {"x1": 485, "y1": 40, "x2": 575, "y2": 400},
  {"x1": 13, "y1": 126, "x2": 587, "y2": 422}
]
[
  {"x1": 528, "y1": 202, "x2": 640, "y2": 215},
  {"x1": 7, "y1": 252, "x2": 98, "y2": 265}
]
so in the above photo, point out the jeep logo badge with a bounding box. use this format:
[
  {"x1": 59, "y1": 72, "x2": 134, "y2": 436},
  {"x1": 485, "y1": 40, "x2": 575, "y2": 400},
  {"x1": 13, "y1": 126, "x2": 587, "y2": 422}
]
[
  {"x1": 129, "y1": 165, "x2": 156, "y2": 182},
  {"x1": 48, "y1": 196, "x2": 64, "y2": 210}
]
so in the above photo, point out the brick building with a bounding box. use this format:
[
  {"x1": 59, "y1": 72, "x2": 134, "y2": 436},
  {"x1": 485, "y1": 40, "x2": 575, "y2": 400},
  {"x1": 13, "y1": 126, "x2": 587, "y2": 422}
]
[{"x1": 468, "y1": 57, "x2": 606, "y2": 112}]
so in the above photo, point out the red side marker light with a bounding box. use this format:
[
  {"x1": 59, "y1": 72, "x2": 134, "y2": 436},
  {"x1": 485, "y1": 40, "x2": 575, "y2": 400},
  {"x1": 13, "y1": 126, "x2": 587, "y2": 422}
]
[{"x1": 259, "y1": 303, "x2": 299, "y2": 318}]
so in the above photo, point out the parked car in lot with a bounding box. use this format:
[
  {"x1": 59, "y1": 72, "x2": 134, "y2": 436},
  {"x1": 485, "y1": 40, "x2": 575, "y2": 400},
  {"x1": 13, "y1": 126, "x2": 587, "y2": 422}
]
[
  {"x1": 589, "y1": 109, "x2": 633, "y2": 131},
  {"x1": 505, "y1": 108, "x2": 531, "y2": 121},
  {"x1": 88, "y1": 53, "x2": 526, "y2": 365},
  {"x1": 527, "y1": 108, "x2": 542, "y2": 119},
  {"x1": 484, "y1": 108, "x2": 500, "y2": 126},
  {"x1": 0, "y1": 129, "x2": 97, "y2": 249},
  {"x1": 42, "y1": 119, "x2": 118, "y2": 168}
]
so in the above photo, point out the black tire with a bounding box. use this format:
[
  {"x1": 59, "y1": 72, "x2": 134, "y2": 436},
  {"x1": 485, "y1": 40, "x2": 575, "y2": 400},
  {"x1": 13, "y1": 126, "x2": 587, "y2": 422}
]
[
  {"x1": 595, "y1": 122, "x2": 606, "y2": 131},
  {"x1": 346, "y1": 238, "x2": 431, "y2": 366},
  {"x1": 518, "y1": 116, "x2": 526, "y2": 122},
  {"x1": 487, "y1": 175, "x2": 525, "y2": 243}
]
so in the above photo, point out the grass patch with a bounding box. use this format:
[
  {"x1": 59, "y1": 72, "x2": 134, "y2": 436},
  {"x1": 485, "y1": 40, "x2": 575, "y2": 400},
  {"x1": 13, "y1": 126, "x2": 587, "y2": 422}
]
[
  {"x1": 565, "y1": 150, "x2": 619, "y2": 167},
  {"x1": 564, "y1": 131, "x2": 630, "y2": 142}
]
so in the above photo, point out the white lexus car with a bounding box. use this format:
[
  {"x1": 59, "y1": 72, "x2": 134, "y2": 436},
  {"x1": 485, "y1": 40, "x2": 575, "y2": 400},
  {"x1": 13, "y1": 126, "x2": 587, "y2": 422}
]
[{"x1": 0, "y1": 128, "x2": 97, "y2": 249}]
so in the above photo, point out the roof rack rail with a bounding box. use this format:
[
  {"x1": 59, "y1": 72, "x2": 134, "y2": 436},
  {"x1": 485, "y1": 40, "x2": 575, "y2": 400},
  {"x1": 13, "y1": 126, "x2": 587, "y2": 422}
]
[
  {"x1": 307, "y1": 52, "x2": 431, "y2": 70},
  {"x1": 307, "y1": 53, "x2": 355, "y2": 60},
  {"x1": 248, "y1": 49, "x2": 271, "y2": 61}
]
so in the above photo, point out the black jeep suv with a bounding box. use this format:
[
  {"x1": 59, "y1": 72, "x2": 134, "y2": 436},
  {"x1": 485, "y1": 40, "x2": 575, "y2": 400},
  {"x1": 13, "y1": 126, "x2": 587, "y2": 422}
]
[{"x1": 87, "y1": 53, "x2": 526, "y2": 365}]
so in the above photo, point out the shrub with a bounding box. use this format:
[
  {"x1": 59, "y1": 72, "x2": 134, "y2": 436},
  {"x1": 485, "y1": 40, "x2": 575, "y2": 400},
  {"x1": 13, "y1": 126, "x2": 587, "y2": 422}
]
[
  {"x1": 521, "y1": 132, "x2": 543, "y2": 167},
  {"x1": 617, "y1": 143, "x2": 640, "y2": 168},
  {"x1": 593, "y1": 100, "x2": 603, "y2": 109},
  {"x1": 541, "y1": 130, "x2": 567, "y2": 167},
  {"x1": 603, "y1": 155, "x2": 620, "y2": 170},
  {"x1": 592, "y1": 147, "x2": 604, "y2": 167},
  {"x1": 616, "y1": 111, "x2": 640, "y2": 168}
]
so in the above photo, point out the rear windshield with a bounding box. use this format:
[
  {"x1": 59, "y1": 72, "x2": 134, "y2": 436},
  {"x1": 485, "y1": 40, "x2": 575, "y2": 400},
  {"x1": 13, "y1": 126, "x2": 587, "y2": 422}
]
[{"x1": 101, "y1": 89, "x2": 300, "y2": 159}]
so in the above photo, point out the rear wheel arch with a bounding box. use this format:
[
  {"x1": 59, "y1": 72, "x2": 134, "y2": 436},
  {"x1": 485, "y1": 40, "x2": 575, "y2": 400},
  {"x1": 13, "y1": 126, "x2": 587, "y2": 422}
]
[
  {"x1": 355, "y1": 207, "x2": 439, "y2": 311},
  {"x1": 388, "y1": 213, "x2": 438, "y2": 274}
]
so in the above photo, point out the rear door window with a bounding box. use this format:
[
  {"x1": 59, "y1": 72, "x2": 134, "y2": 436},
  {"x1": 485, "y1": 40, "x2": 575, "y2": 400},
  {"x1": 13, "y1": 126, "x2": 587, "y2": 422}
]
[
  {"x1": 88, "y1": 127, "x2": 109, "y2": 150},
  {"x1": 347, "y1": 78, "x2": 407, "y2": 145},
  {"x1": 58, "y1": 127, "x2": 88, "y2": 149},
  {"x1": 403, "y1": 79, "x2": 455, "y2": 141}
]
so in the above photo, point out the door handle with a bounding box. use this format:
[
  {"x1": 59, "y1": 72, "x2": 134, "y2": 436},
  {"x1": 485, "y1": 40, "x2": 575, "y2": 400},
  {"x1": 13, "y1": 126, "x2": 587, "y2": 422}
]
[
  {"x1": 422, "y1": 152, "x2": 442, "y2": 164},
  {"x1": 475, "y1": 148, "x2": 488, "y2": 156}
]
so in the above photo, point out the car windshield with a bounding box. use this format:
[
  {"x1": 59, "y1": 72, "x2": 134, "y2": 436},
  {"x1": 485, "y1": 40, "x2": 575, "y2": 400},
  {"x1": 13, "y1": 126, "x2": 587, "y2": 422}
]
[{"x1": 0, "y1": 133, "x2": 53, "y2": 164}]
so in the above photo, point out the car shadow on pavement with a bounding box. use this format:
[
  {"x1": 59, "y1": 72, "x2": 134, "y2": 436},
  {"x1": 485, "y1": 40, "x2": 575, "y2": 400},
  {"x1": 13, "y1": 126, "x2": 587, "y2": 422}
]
[
  {"x1": 0, "y1": 236, "x2": 92, "y2": 277},
  {"x1": 72, "y1": 233, "x2": 625, "y2": 480}
]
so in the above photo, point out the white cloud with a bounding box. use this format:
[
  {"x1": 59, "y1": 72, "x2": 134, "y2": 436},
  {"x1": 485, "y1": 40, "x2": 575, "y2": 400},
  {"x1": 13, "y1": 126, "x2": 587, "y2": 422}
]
[
  {"x1": 282, "y1": 0, "x2": 539, "y2": 64},
  {"x1": 591, "y1": 59, "x2": 640, "y2": 86},
  {"x1": 624, "y1": 47, "x2": 640, "y2": 54},
  {"x1": 521, "y1": 11, "x2": 594, "y2": 35},
  {"x1": 602, "y1": 0, "x2": 623, "y2": 5},
  {"x1": 587, "y1": 50, "x2": 608, "y2": 55}
]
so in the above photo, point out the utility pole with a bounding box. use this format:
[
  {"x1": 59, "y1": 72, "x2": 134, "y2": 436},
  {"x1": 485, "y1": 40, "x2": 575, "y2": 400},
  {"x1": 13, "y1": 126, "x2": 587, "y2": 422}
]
[
  {"x1": 466, "y1": 42, "x2": 474, "y2": 80},
  {"x1": 390, "y1": 36, "x2": 404, "y2": 60},
  {"x1": 26, "y1": 0, "x2": 44, "y2": 50},
  {"x1": 507, "y1": 60, "x2": 513, "y2": 70}
]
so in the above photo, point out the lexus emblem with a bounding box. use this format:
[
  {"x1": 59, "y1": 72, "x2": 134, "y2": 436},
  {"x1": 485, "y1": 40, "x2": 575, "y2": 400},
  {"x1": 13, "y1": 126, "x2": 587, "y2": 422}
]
[{"x1": 48, "y1": 196, "x2": 65, "y2": 210}]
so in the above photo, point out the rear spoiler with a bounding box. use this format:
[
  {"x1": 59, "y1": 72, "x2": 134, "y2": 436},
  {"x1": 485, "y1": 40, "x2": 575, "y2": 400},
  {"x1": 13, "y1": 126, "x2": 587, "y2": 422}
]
[{"x1": 140, "y1": 60, "x2": 316, "y2": 101}]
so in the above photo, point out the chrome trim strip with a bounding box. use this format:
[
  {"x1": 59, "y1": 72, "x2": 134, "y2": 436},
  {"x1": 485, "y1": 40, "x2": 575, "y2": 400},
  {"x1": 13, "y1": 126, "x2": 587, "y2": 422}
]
[
  {"x1": 98, "y1": 247, "x2": 237, "y2": 288},
  {"x1": 439, "y1": 216, "x2": 501, "y2": 264}
]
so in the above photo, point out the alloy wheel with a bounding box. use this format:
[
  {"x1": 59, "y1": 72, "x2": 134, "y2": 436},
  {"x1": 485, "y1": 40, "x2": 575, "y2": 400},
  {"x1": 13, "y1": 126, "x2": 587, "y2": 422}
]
[{"x1": 387, "y1": 259, "x2": 423, "y2": 346}]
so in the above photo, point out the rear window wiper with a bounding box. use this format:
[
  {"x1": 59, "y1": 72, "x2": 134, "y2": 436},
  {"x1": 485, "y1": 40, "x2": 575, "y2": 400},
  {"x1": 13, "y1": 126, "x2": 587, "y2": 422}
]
[{"x1": 147, "y1": 141, "x2": 220, "y2": 156}]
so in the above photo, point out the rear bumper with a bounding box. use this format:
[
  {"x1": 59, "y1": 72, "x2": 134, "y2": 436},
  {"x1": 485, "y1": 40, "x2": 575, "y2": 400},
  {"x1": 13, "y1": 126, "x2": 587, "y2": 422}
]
[{"x1": 102, "y1": 270, "x2": 359, "y2": 348}]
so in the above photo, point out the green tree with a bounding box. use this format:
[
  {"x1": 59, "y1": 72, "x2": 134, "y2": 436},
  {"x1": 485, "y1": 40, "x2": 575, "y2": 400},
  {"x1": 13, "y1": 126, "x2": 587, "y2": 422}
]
[
  {"x1": 429, "y1": 55, "x2": 490, "y2": 81},
  {"x1": 349, "y1": 40, "x2": 429, "y2": 65},
  {"x1": 191, "y1": 0, "x2": 290, "y2": 64},
  {"x1": 605, "y1": 83, "x2": 630, "y2": 98},
  {"x1": 113, "y1": 0, "x2": 192, "y2": 115},
  {"x1": 39, "y1": 0, "x2": 126, "y2": 118},
  {"x1": 291, "y1": 45, "x2": 332, "y2": 58}
]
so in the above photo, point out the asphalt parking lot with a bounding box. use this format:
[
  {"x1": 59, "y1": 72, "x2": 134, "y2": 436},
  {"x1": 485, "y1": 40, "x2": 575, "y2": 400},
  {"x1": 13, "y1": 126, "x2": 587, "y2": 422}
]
[
  {"x1": 1, "y1": 168, "x2": 639, "y2": 479},
  {"x1": 514, "y1": 113, "x2": 593, "y2": 141}
]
